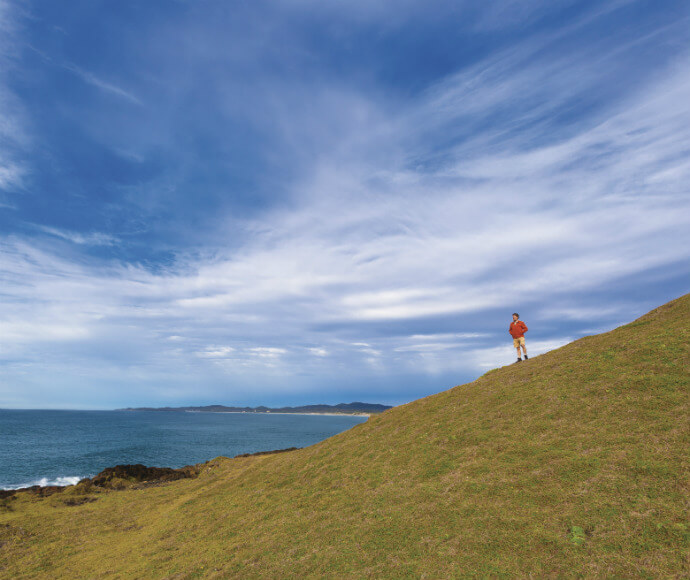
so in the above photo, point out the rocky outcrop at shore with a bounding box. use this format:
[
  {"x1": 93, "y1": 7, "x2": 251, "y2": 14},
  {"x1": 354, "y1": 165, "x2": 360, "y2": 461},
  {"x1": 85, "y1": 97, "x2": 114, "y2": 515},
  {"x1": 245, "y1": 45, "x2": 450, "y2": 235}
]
[
  {"x1": 88, "y1": 463, "x2": 201, "y2": 489},
  {"x1": 0, "y1": 447, "x2": 302, "y2": 499},
  {"x1": 0, "y1": 463, "x2": 201, "y2": 499}
]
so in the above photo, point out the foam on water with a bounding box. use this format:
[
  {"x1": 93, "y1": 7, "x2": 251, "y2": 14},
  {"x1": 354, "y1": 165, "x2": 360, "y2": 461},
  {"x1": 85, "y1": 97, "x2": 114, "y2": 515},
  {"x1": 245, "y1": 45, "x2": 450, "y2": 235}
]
[{"x1": 3, "y1": 475, "x2": 84, "y2": 490}]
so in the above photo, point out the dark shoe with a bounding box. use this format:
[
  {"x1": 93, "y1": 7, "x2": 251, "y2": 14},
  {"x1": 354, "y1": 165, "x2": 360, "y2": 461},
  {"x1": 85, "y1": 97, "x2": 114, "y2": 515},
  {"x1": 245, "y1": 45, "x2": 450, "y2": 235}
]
[
  {"x1": 524, "y1": 355, "x2": 529, "y2": 360},
  {"x1": 516, "y1": 358, "x2": 522, "y2": 363}
]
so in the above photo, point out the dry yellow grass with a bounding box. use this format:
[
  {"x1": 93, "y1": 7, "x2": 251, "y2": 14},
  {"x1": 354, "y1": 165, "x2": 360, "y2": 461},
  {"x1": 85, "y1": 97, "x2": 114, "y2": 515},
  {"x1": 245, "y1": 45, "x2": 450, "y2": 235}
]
[{"x1": 1, "y1": 294, "x2": 688, "y2": 578}]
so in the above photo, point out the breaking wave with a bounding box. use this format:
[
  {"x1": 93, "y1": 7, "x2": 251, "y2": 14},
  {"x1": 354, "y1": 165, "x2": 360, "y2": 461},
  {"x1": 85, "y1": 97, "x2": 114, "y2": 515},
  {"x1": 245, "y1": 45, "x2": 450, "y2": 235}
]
[{"x1": 1, "y1": 476, "x2": 84, "y2": 490}]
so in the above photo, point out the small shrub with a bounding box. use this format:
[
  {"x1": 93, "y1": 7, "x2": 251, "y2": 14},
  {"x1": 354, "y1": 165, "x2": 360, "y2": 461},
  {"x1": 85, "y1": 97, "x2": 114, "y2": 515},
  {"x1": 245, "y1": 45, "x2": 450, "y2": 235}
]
[{"x1": 569, "y1": 526, "x2": 586, "y2": 546}]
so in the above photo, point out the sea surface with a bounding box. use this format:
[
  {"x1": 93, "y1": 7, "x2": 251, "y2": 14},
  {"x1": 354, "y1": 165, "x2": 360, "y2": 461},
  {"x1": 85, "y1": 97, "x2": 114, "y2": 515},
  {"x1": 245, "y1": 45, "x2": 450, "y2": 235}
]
[{"x1": 0, "y1": 409, "x2": 368, "y2": 490}]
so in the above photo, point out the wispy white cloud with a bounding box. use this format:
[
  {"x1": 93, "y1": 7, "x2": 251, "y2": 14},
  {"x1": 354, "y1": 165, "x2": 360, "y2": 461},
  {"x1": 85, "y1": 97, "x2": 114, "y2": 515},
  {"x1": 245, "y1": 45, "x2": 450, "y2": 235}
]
[
  {"x1": 60, "y1": 61, "x2": 142, "y2": 105},
  {"x1": 36, "y1": 226, "x2": 119, "y2": 246},
  {"x1": 0, "y1": 0, "x2": 27, "y2": 195},
  {"x1": 0, "y1": 163, "x2": 22, "y2": 189},
  {"x1": 308, "y1": 347, "x2": 329, "y2": 357},
  {"x1": 196, "y1": 346, "x2": 235, "y2": 359}
]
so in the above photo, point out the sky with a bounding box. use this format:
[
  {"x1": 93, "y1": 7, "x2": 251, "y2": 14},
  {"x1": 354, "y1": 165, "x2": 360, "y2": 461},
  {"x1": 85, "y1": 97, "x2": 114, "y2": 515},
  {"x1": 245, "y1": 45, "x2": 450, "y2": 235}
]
[{"x1": 0, "y1": 0, "x2": 688, "y2": 410}]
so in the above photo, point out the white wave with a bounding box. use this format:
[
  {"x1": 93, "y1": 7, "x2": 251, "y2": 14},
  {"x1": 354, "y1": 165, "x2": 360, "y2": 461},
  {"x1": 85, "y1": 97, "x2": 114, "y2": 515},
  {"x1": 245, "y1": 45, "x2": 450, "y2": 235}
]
[{"x1": 1, "y1": 475, "x2": 84, "y2": 490}]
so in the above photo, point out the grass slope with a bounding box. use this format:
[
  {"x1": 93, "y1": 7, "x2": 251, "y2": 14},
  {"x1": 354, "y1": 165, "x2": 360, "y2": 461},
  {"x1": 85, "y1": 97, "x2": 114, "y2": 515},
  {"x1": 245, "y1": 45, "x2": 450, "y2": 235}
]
[{"x1": 1, "y1": 295, "x2": 688, "y2": 578}]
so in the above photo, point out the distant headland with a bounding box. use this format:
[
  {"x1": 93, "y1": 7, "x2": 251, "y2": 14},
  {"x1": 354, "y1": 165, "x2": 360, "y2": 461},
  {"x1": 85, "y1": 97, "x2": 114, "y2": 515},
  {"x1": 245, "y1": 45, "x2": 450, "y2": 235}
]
[{"x1": 116, "y1": 402, "x2": 392, "y2": 416}]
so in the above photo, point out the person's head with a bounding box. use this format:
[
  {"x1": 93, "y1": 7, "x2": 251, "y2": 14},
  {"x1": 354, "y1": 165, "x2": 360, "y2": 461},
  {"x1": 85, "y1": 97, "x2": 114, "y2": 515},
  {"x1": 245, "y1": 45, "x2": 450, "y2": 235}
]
[{"x1": 512, "y1": 313, "x2": 519, "y2": 321}]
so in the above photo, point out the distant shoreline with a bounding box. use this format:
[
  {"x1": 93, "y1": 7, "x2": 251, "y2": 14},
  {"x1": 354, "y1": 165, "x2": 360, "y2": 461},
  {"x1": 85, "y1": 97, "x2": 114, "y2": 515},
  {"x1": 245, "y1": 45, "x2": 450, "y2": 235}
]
[
  {"x1": 118, "y1": 402, "x2": 392, "y2": 415},
  {"x1": 187, "y1": 411, "x2": 371, "y2": 417}
]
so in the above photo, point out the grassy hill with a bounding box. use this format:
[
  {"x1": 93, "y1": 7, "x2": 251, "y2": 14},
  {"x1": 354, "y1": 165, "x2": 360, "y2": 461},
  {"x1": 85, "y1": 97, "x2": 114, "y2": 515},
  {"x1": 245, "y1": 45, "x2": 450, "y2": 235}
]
[{"x1": 1, "y1": 294, "x2": 688, "y2": 578}]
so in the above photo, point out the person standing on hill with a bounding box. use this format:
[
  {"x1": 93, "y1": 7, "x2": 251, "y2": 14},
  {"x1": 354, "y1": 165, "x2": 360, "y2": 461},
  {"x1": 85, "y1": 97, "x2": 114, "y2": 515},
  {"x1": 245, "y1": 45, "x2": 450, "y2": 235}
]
[{"x1": 509, "y1": 313, "x2": 528, "y2": 363}]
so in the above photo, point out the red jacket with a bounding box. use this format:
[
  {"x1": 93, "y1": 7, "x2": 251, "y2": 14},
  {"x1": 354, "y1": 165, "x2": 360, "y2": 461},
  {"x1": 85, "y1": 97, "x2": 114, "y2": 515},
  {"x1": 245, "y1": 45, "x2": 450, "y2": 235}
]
[{"x1": 509, "y1": 320, "x2": 528, "y2": 338}]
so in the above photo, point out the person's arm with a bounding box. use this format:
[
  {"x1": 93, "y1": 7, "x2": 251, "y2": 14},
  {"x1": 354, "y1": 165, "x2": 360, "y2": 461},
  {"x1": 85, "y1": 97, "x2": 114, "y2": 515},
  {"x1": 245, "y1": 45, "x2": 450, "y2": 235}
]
[{"x1": 521, "y1": 322, "x2": 528, "y2": 333}]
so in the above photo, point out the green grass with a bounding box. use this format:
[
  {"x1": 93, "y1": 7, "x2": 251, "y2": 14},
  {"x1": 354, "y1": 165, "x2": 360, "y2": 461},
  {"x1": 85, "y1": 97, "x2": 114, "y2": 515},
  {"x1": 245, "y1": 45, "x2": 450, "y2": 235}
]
[{"x1": 1, "y1": 294, "x2": 688, "y2": 578}]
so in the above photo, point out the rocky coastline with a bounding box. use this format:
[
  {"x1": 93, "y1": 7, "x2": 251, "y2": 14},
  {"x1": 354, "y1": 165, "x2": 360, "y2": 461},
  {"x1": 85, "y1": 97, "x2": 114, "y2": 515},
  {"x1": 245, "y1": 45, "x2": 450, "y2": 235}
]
[{"x1": 0, "y1": 446, "x2": 300, "y2": 501}]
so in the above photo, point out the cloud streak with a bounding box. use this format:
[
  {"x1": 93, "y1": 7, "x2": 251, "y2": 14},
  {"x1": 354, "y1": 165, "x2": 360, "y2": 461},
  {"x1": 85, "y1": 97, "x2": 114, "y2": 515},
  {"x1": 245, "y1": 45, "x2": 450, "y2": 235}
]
[
  {"x1": 61, "y1": 61, "x2": 142, "y2": 105},
  {"x1": 0, "y1": 0, "x2": 27, "y2": 197}
]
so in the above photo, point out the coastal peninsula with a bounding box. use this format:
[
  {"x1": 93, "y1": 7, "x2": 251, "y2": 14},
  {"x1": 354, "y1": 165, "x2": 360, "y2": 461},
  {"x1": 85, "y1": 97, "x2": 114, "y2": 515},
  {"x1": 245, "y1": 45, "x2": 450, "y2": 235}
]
[{"x1": 117, "y1": 402, "x2": 391, "y2": 416}]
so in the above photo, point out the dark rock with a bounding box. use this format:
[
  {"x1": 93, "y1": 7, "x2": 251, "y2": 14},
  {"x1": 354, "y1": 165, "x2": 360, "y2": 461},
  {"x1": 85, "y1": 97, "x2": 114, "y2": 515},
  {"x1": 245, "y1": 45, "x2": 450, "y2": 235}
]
[
  {"x1": 61, "y1": 497, "x2": 98, "y2": 507},
  {"x1": 0, "y1": 485, "x2": 64, "y2": 498},
  {"x1": 89, "y1": 464, "x2": 201, "y2": 488},
  {"x1": 0, "y1": 496, "x2": 15, "y2": 511},
  {"x1": 0, "y1": 463, "x2": 203, "y2": 498},
  {"x1": 1, "y1": 451, "x2": 295, "y2": 499},
  {"x1": 234, "y1": 447, "x2": 300, "y2": 458}
]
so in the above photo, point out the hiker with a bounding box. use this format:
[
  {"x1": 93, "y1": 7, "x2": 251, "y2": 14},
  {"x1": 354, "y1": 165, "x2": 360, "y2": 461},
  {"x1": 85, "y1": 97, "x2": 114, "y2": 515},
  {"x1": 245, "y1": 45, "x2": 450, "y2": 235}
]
[{"x1": 509, "y1": 313, "x2": 528, "y2": 363}]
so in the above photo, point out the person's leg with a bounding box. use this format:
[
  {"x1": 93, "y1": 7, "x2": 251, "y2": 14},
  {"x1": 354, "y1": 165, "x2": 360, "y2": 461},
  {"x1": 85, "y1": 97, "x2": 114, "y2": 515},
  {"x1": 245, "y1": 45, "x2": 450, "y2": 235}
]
[
  {"x1": 514, "y1": 339, "x2": 522, "y2": 361},
  {"x1": 521, "y1": 340, "x2": 528, "y2": 359}
]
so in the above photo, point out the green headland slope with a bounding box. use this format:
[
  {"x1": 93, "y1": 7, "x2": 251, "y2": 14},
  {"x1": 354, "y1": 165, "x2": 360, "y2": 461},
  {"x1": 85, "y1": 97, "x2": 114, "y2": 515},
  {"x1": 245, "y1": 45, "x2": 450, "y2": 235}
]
[{"x1": 1, "y1": 294, "x2": 688, "y2": 578}]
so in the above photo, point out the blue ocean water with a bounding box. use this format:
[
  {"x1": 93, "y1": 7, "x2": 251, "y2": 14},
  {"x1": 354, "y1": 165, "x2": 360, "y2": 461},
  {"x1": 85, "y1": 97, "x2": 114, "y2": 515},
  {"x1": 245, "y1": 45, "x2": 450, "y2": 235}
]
[{"x1": 0, "y1": 409, "x2": 368, "y2": 490}]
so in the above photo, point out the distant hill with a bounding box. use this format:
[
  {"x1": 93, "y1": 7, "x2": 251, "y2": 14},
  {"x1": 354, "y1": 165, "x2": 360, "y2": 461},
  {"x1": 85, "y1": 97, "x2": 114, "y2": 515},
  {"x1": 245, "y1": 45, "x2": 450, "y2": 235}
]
[
  {"x1": 117, "y1": 402, "x2": 392, "y2": 415},
  {"x1": 2, "y1": 294, "x2": 688, "y2": 577}
]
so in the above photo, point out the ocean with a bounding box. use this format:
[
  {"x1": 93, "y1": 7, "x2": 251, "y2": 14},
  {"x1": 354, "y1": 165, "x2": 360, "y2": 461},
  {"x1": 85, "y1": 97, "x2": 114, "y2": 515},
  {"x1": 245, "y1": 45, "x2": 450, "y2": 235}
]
[{"x1": 0, "y1": 409, "x2": 368, "y2": 490}]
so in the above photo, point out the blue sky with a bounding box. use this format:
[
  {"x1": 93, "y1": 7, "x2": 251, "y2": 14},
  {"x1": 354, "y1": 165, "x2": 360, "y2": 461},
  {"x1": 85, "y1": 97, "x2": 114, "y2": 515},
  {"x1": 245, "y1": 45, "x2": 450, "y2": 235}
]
[{"x1": 0, "y1": 0, "x2": 688, "y2": 409}]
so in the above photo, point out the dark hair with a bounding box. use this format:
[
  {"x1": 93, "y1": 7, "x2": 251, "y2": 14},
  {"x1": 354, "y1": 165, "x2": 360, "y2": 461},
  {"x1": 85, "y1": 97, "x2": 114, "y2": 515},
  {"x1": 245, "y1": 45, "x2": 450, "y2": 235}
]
[{"x1": 512, "y1": 312, "x2": 519, "y2": 318}]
